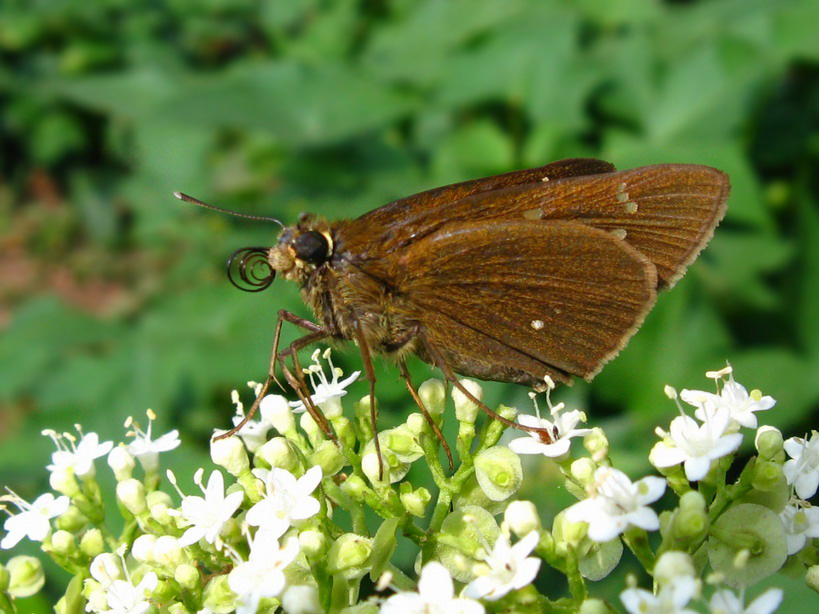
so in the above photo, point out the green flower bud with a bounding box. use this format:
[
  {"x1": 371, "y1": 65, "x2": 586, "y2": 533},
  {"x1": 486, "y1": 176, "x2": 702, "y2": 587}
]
[
  {"x1": 583, "y1": 427, "x2": 609, "y2": 462},
  {"x1": 340, "y1": 474, "x2": 368, "y2": 500},
  {"x1": 261, "y1": 394, "x2": 296, "y2": 434},
  {"x1": 333, "y1": 416, "x2": 356, "y2": 450},
  {"x1": 707, "y1": 503, "x2": 787, "y2": 587},
  {"x1": 51, "y1": 530, "x2": 75, "y2": 555},
  {"x1": 399, "y1": 485, "x2": 431, "y2": 517},
  {"x1": 752, "y1": 459, "x2": 783, "y2": 492},
  {"x1": 553, "y1": 510, "x2": 587, "y2": 548},
  {"x1": 283, "y1": 584, "x2": 321, "y2": 614},
  {"x1": 210, "y1": 436, "x2": 249, "y2": 477},
  {"x1": 151, "y1": 577, "x2": 175, "y2": 603},
  {"x1": 132, "y1": 534, "x2": 157, "y2": 563},
  {"x1": 54, "y1": 504, "x2": 87, "y2": 533},
  {"x1": 384, "y1": 425, "x2": 423, "y2": 462},
  {"x1": 806, "y1": 564, "x2": 819, "y2": 593},
  {"x1": 299, "y1": 529, "x2": 327, "y2": 560},
  {"x1": 570, "y1": 457, "x2": 597, "y2": 484},
  {"x1": 174, "y1": 563, "x2": 200, "y2": 590},
  {"x1": 327, "y1": 533, "x2": 373, "y2": 579},
  {"x1": 308, "y1": 440, "x2": 345, "y2": 477},
  {"x1": 7, "y1": 555, "x2": 45, "y2": 598},
  {"x1": 578, "y1": 598, "x2": 609, "y2": 614},
  {"x1": 405, "y1": 412, "x2": 427, "y2": 436},
  {"x1": 167, "y1": 603, "x2": 192, "y2": 614},
  {"x1": 300, "y1": 412, "x2": 323, "y2": 446},
  {"x1": 153, "y1": 535, "x2": 187, "y2": 567},
  {"x1": 107, "y1": 445, "x2": 135, "y2": 481},
  {"x1": 679, "y1": 490, "x2": 706, "y2": 513},
  {"x1": 147, "y1": 490, "x2": 174, "y2": 525},
  {"x1": 435, "y1": 506, "x2": 500, "y2": 582},
  {"x1": 117, "y1": 478, "x2": 147, "y2": 515},
  {"x1": 453, "y1": 379, "x2": 483, "y2": 423},
  {"x1": 654, "y1": 551, "x2": 695, "y2": 587},
  {"x1": 256, "y1": 436, "x2": 300, "y2": 472},
  {"x1": 418, "y1": 379, "x2": 446, "y2": 416},
  {"x1": 202, "y1": 574, "x2": 237, "y2": 614},
  {"x1": 504, "y1": 500, "x2": 542, "y2": 537},
  {"x1": 79, "y1": 528, "x2": 105, "y2": 558},
  {"x1": 362, "y1": 443, "x2": 408, "y2": 484},
  {"x1": 49, "y1": 467, "x2": 81, "y2": 497},
  {"x1": 755, "y1": 426, "x2": 784, "y2": 460},
  {"x1": 474, "y1": 446, "x2": 523, "y2": 501}
]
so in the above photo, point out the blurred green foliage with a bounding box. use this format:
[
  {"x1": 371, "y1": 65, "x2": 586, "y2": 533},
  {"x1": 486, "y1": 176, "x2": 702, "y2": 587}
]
[{"x1": 1, "y1": 0, "x2": 818, "y2": 609}]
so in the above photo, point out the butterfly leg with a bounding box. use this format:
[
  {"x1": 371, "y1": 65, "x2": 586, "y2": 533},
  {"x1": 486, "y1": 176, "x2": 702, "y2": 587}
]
[
  {"x1": 398, "y1": 359, "x2": 454, "y2": 471},
  {"x1": 420, "y1": 335, "x2": 554, "y2": 443},
  {"x1": 352, "y1": 320, "x2": 386, "y2": 479}
]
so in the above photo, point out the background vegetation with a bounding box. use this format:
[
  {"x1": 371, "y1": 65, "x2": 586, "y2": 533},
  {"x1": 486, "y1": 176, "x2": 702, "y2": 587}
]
[{"x1": 1, "y1": 0, "x2": 817, "y2": 610}]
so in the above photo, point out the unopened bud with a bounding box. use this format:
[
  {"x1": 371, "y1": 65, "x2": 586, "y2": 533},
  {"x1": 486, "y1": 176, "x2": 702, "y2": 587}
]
[
  {"x1": 80, "y1": 528, "x2": 105, "y2": 558},
  {"x1": 504, "y1": 500, "x2": 541, "y2": 537},
  {"x1": 755, "y1": 426, "x2": 784, "y2": 461},
  {"x1": 174, "y1": 563, "x2": 200, "y2": 590},
  {"x1": 116, "y1": 479, "x2": 147, "y2": 515},
  {"x1": 418, "y1": 379, "x2": 446, "y2": 416},
  {"x1": 453, "y1": 380, "x2": 483, "y2": 423},
  {"x1": 327, "y1": 533, "x2": 373, "y2": 579},
  {"x1": 308, "y1": 440, "x2": 345, "y2": 477},
  {"x1": 7, "y1": 555, "x2": 45, "y2": 598},
  {"x1": 51, "y1": 530, "x2": 75, "y2": 555},
  {"x1": 260, "y1": 395, "x2": 296, "y2": 434},
  {"x1": 107, "y1": 446, "x2": 135, "y2": 481},
  {"x1": 654, "y1": 551, "x2": 695, "y2": 586},
  {"x1": 210, "y1": 436, "x2": 249, "y2": 476}
]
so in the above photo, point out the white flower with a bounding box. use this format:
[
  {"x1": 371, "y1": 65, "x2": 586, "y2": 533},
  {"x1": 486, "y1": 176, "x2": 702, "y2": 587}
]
[
  {"x1": 44, "y1": 429, "x2": 113, "y2": 478},
  {"x1": 126, "y1": 411, "x2": 181, "y2": 473},
  {"x1": 708, "y1": 587, "x2": 783, "y2": 614},
  {"x1": 783, "y1": 431, "x2": 819, "y2": 499},
  {"x1": 682, "y1": 379, "x2": 775, "y2": 430},
  {"x1": 246, "y1": 466, "x2": 322, "y2": 537},
  {"x1": 380, "y1": 561, "x2": 484, "y2": 614},
  {"x1": 288, "y1": 349, "x2": 359, "y2": 417},
  {"x1": 508, "y1": 403, "x2": 592, "y2": 458},
  {"x1": 621, "y1": 576, "x2": 698, "y2": 614},
  {"x1": 463, "y1": 530, "x2": 540, "y2": 601},
  {"x1": 565, "y1": 467, "x2": 666, "y2": 542},
  {"x1": 1, "y1": 492, "x2": 70, "y2": 549},
  {"x1": 779, "y1": 501, "x2": 819, "y2": 554},
  {"x1": 650, "y1": 407, "x2": 742, "y2": 481},
  {"x1": 95, "y1": 571, "x2": 158, "y2": 614},
  {"x1": 172, "y1": 470, "x2": 244, "y2": 549},
  {"x1": 228, "y1": 531, "x2": 300, "y2": 614}
]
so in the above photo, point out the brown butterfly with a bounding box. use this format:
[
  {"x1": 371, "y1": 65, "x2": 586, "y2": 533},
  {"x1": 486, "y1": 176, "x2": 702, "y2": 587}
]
[{"x1": 176, "y1": 158, "x2": 729, "y2": 468}]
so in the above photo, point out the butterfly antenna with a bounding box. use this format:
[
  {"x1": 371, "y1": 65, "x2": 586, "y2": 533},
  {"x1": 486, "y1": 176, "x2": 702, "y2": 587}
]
[{"x1": 173, "y1": 192, "x2": 284, "y2": 228}]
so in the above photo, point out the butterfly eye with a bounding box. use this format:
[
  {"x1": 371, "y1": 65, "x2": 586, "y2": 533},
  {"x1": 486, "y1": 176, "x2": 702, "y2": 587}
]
[
  {"x1": 226, "y1": 247, "x2": 275, "y2": 292},
  {"x1": 293, "y1": 230, "x2": 330, "y2": 265}
]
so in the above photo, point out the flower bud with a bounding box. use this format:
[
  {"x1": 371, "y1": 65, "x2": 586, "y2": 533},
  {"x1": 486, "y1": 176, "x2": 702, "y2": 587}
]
[
  {"x1": 553, "y1": 511, "x2": 587, "y2": 548},
  {"x1": 654, "y1": 551, "x2": 695, "y2": 587},
  {"x1": 89, "y1": 553, "x2": 121, "y2": 586},
  {"x1": 299, "y1": 529, "x2": 327, "y2": 560},
  {"x1": 578, "y1": 598, "x2": 609, "y2": 614},
  {"x1": 174, "y1": 563, "x2": 200, "y2": 590},
  {"x1": 7, "y1": 555, "x2": 45, "y2": 598},
  {"x1": 147, "y1": 490, "x2": 174, "y2": 525},
  {"x1": 752, "y1": 459, "x2": 783, "y2": 492},
  {"x1": 806, "y1": 564, "x2": 819, "y2": 593},
  {"x1": 308, "y1": 440, "x2": 345, "y2": 477},
  {"x1": 210, "y1": 436, "x2": 249, "y2": 477},
  {"x1": 405, "y1": 412, "x2": 427, "y2": 436},
  {"x1": 300, "y1": 411, "x2": 322, "y2": 442},
  {"x1": 80, "y1": 528, "x2": 105, "y2": 558},
  {"x1": 107, "y1": 445, "x2": 135, "y2": 481},
  {"x1": 260, "y1": 394, "x2": 296, "y2": 434},
  {"x1": 400, "y1": 486, "x2": 431, "y2": 517},
  {"x1": 334, "y1": 416, "x2": 356, "y2": 450},
  {"x1": 167, "y1": 604, "x2": 192, "y2": 614},
  {"x1": 132, "y1": 534, "x2": 157, "y2": 563},
  {"x1": 583, "y1": 427, "x2": 609, "y2": 461},
  {"x1": 255, "y1": 436, "x2": 300, "y2": 472},
  {"x1": 49, "y1": 467, "x2": 81, "y2": 497},
  {"x1": 54, "y1": 504, "x2": 87, "y2": 533},
  {"x1": 117, "y1": 478, "x2": 147, "y2": 515},
  {"x1": 362, "y1": 451, "x2": 395, "y2": 485},
  {"x1": 283, "y1": 585, "x2": 321, "y2": 614},
  {"x1": 755, "y1": 425, "x2": 784, "y2": 460},
  {"x1": 51, "y1": 530, "x2": 75, "y2": 555},
  {"x1": 504, "y1": 500, "x2": 542, "y2": 537},
  {"x1": 327, "y1": 533, "x2": 373, "y2": 579},
  {"x1": 384, "y1": 425, "x2": 423, "y2": 462},
  {"x1": 474, "y1": 446, "x2": 523, "y2": 501},
  {"x1": 340, "y1": 474, "x2": 368, "y2": 500},
  {"x1": 153, "y1": 535, "x2": 186, "y2": 567},
  {"x1": 202, "y1": 574, "x2": 237, "y2": 614},
  {"x1": 453, "y1": 379, "x2": 482, "y2": 423},
  {"x1": 418, "y1": 379, "x2": 446, "y2": 416},
  {"x1": 570, "y1": 457, "x2": 597, "y2": 484}
]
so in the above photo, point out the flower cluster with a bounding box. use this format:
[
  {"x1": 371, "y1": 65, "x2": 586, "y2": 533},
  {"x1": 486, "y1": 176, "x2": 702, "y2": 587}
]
[{"x1": 1, "y1": 355, "x2": 816, "y2": 614}]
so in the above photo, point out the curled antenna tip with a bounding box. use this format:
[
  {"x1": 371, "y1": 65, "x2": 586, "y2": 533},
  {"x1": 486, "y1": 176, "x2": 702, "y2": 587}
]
[{"x1": 173, "y1": 191, "x2": 183, "y2": 199}]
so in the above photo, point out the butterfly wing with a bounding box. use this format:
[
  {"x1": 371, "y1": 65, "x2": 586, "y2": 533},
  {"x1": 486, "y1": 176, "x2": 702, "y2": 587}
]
[{"x1": 391, "y1": 219, "x2": 658, "y2": 385}]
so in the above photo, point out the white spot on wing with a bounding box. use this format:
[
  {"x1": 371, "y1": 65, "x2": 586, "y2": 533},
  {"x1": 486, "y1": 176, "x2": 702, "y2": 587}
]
[
  {"x1": 530, "y1": 319, "x2": 544, "y2": 330},
  {"x1": 611, "y1": 228, "x2": 627, "y2": 239}
]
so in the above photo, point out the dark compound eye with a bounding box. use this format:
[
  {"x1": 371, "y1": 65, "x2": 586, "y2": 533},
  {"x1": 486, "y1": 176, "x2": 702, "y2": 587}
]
[{"x1": 293, "y1": 230, "x2": 330, "y2": 265}]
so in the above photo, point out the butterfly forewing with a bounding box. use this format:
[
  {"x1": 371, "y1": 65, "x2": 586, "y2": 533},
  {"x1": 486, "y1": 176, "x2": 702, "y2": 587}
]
[{"x1": 392, "y1": 220, "x2": 658, "y2": 384}]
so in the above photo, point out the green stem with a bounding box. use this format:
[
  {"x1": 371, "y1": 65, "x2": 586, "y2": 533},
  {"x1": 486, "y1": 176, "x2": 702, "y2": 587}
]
[{"x1": 622, "y1": 528, "x2": 656, "y2": 573}]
